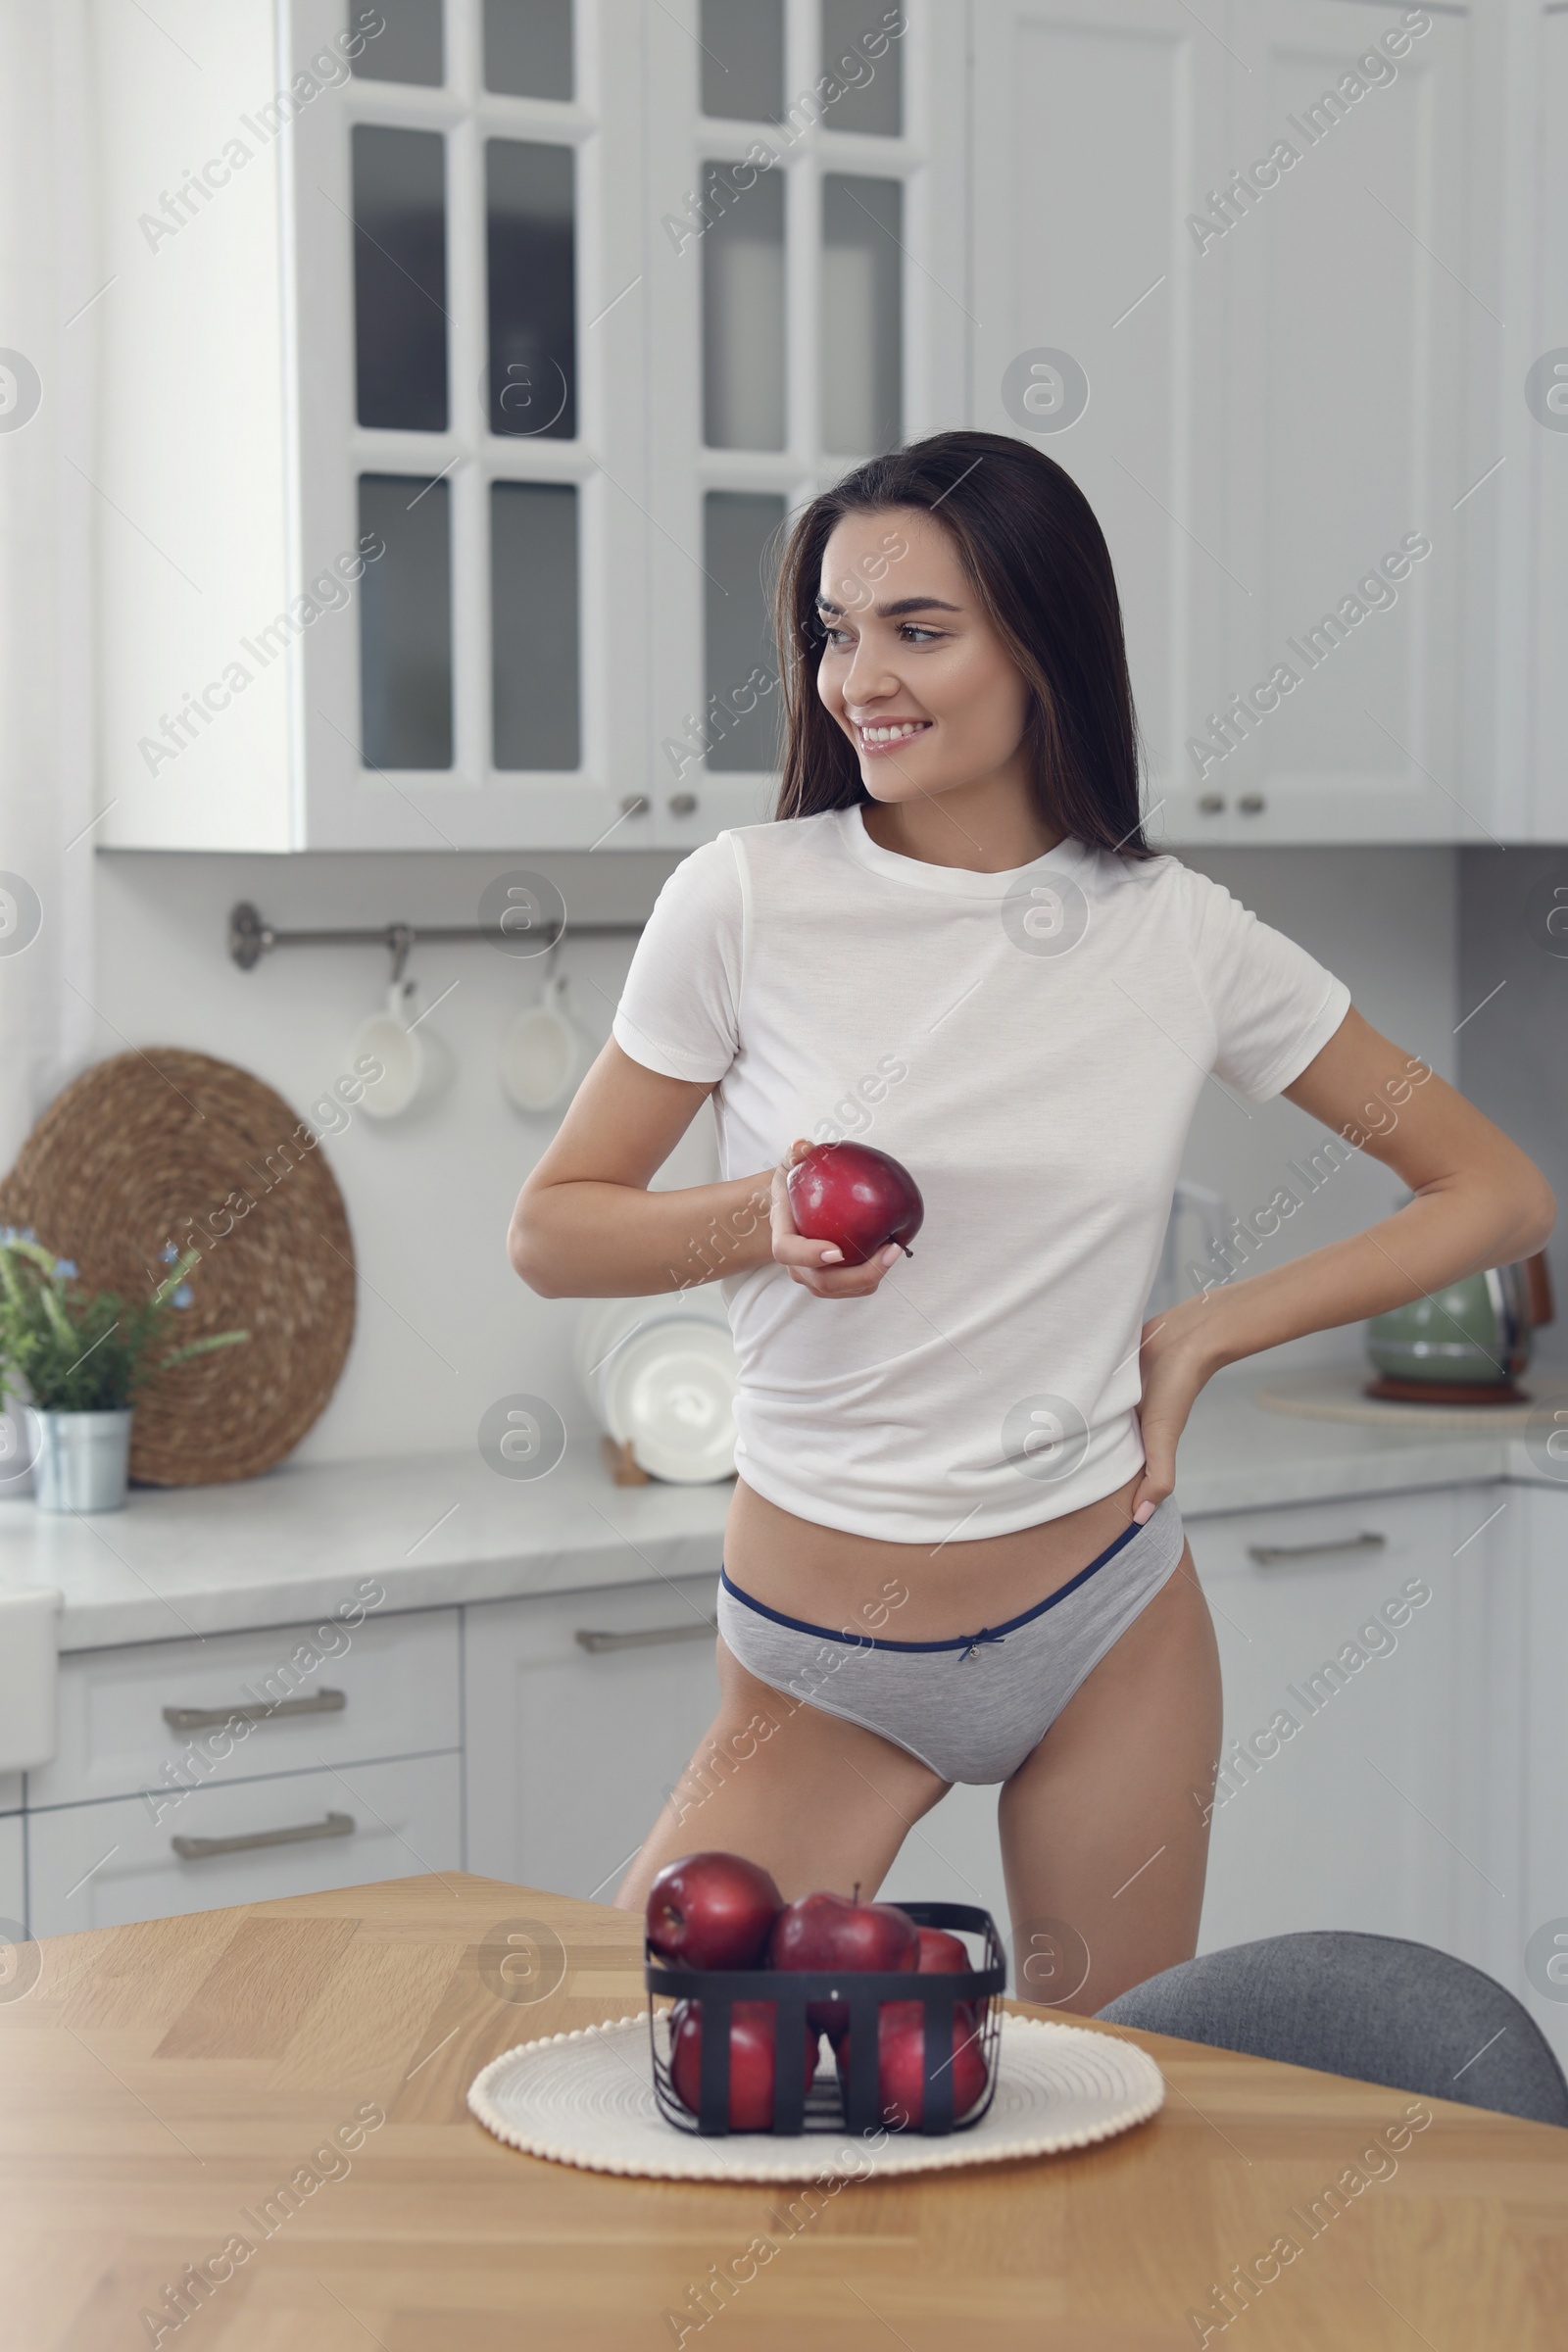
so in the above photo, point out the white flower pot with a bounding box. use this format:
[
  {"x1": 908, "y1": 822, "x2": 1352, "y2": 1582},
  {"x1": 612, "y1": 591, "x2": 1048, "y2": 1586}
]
[{"x1": 28, "y1": 1408, "x2": 133, "y2": 1512}]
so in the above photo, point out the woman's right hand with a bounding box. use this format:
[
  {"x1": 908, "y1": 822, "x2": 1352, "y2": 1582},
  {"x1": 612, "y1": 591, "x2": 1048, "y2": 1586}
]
[{"x1": 768, "y1": 1139, "x2": 904, "y2": 1298}]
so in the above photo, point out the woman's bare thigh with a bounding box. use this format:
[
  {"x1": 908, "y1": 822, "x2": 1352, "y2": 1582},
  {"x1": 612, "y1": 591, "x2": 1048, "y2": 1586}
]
[
  {"x1": 612, "y1": 1637, "x2": 951, "y2": 1916},
  {"x1": 999, "y1": 1543, "x2": 1222, "y2": 2016}
]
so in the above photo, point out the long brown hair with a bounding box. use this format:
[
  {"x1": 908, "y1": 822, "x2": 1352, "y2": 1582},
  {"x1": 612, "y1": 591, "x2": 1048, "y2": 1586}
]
[{"x1": 770, "y1": 430, "x2": 1151, "y2": 858}]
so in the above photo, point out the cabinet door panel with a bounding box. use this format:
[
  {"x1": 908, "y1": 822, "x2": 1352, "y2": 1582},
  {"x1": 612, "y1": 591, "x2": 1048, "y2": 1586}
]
[
  {"x1": 1193, "y1": 1488, "x2": 1492, "y2": 1959},
  {"x1": 465, "y1": 1577, "x2": 722, "y2": 1901},
  {"x1": 1521, "y1": 1485, "x2": 1568, "y2": 2074},
  {"x1": 970, "y1": 0, "x2": 1232, "y2": 838},
  {"x1": 26, "y1": 1753, "x2": 462, "y2": 1937},
  {"x1": 0, "y1": 1814, "x2": 23, "y2": 1935}
]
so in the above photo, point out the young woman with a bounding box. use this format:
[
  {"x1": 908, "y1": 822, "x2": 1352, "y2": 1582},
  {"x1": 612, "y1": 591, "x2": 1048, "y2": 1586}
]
[{"x1": 511, "y1": 430, "x2": 1551, "y2": 2013}]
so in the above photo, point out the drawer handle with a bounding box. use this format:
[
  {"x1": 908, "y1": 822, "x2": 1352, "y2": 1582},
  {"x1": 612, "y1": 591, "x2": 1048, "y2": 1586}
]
[
  {"x1": 162, "y1": 1689, "x2": 347, "y2": 1732},
  {"x1": 1246, "y1": 1532, "x2": 1388, "y2": 1565},
  {"x1": 575, "y1": 1619, "x2": 716, "y2": 1655},
  {"x1": 172, "y1": 1810, "x2": 355, "y2": 1861}
]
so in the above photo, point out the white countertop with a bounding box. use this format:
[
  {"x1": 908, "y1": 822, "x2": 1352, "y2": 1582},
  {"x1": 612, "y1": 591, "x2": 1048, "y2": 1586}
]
[{"x1": 0, "y1": 1365, "x2": 1555, "y2": 1652}]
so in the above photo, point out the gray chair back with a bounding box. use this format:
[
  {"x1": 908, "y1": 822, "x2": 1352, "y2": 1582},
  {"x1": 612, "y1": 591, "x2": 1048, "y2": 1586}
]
[{"x1": 1097, "y1": 1932, "x2": 1568, "y2": 2128}]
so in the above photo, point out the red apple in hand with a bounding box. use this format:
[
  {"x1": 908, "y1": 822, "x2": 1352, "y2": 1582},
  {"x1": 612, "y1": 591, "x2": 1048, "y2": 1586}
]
[
  {"x1": 766, "y1": 1888, "x2": 919, "y2": 2035},
  {"x1": 668, "y1": 1997, "x2": 819, "y2": 2131},
  {"x1": 646, "y1": 1852, "x2": 782, "y2": 1971},
  {"x1": 787, "y1": 1142, "x2": 924, "y2": 1266},
  {"x1": 837, "y1": 1998, "x2": 988, "y2": 2129}
]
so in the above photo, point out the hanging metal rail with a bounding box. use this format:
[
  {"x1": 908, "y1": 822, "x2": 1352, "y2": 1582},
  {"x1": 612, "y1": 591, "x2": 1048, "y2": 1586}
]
[{"x1": 227, "y1": 901, "x2": 643, "y2": 975}]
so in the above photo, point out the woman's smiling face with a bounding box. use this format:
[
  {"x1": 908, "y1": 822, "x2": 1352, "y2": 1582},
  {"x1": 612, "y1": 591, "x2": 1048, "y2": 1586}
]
[{"x1": 815, "y1": 506, "x2": 1034, "y2": 808}]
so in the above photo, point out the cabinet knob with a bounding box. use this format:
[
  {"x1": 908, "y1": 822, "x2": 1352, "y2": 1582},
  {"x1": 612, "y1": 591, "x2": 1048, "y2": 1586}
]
[
  {"x1": 1238, "y1": 793, "x2": 1266, "y2": 814},
  {"x1": 1198, "y1": 793, "x2": 1225, "y2": 814},
  {"x1": 668, "y1": 793, "x2": 699, "y2": 817},
  {"x1": 619, "y1": 794, "x2": 650, "y2": 817}
]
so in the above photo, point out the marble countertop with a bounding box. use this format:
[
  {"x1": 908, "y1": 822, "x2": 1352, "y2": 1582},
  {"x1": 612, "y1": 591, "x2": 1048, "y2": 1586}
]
[{"x1": 0, "y1": 1365, "x2": 1556, "y2": 1652}]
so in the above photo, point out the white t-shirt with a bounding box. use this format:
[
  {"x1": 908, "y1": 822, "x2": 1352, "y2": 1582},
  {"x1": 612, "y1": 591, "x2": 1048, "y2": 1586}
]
[{"x1": 612, "y1": 808, "x2": 1350, "y2": 1544}]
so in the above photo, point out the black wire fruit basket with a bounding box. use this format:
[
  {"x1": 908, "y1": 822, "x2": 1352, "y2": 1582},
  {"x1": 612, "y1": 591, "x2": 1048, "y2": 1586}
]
[{"x1": 645, "y1": 1900, "x2": 1007, "y2": 2137}]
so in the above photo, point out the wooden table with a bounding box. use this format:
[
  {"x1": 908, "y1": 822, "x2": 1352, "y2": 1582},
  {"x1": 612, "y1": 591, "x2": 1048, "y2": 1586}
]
[{"x1": 2, "y1": 1874, "x2": 1564, "y2": 2350}]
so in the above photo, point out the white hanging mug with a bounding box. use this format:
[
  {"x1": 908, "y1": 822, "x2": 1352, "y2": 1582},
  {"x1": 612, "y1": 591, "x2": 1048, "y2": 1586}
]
[
  {"x1": 500, "y1": 971, "x2": 584, "y2": 1114},
  {"x1": 352, "y1": 980, "x2": 427, "y2": 1120}
]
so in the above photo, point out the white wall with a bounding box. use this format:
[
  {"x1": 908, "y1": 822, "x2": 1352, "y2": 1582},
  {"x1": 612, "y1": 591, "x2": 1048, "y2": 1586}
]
[
  {"x1": 91, "y1": 848, "x2": 711, "y2": 1466},
  {"x1": 1175, "y1": 842, "x2": 1460, "y2": 1373},
  {"x1": 1458, "y1": 848, "x2": 1568, "y2": 1343},
  {"x1": 85, "y1": 838, "x2": 1462, "y2": 1472}
]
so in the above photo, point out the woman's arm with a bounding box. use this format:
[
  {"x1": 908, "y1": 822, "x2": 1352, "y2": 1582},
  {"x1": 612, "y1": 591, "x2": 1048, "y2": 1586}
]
[
  {"x1": 509, "y1": 1042, "x2": 905, "y2": 1299},
  {"x1": 1129, "y1": 1007, "x2": 1555, "y2": 1520}
]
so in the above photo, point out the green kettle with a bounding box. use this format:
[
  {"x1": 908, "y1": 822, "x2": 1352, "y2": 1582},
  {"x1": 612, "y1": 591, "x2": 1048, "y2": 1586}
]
[{"x1": 1366, "y1": 1252, "x2": 1554, "y2": 1402}]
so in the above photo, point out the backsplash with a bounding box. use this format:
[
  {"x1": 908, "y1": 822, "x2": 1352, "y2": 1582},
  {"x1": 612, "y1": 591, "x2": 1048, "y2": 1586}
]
[{"x1": 81, "y1": 838, "x2": 1525, "y2": 1468}]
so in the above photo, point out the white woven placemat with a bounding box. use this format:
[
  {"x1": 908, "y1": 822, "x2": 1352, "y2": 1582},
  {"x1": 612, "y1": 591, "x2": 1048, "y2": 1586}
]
[{"x1": 467, "y1": 2010, "x2": 1163, "y2": 2181}]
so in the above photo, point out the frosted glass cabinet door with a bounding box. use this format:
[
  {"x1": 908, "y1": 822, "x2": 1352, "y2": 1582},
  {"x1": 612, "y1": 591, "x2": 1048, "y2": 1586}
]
[
  {"x1": 358, "y1": 474, "x2": 454, "y2": 770},
  {"x1": 486, "y1": 139, "x2": 577, "y2": 441},
  {"x1": 352, "y1": 0, "x2": 444, "y2": 85},
  {"x1": 704, "y1": 492, "x2": 786, "y2": 772},
  {"x1": 703, "y1": 166, "x2": 787, "y2": 450},
  {"x1": 352, "y1": 125, "x2": 448, "y2": 431},
  {"x1": 491, "y1": 481, "x2": 581, "y2": 769},
  {"x1": 483, "y1": 0, "x2": 574, "y2": 97},
  {"x1": 821, "y1": 173, "x2": 903, "y2": 455},
  {"x1": 700, "y1": 0, "x2": 785, "y2": 121}
]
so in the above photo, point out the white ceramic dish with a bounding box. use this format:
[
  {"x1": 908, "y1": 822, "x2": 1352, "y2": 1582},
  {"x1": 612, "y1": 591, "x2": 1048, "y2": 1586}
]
[
  {"x1": 468, "y1": 2009, "x2": 1165, "y2": 2181},
  {"x1": 351, "y1": 981, "x2": 426, "y2": 1120},
  {"x1": 575, "y1": 1296, "x2": 739, "y2": 1483},
  {"x1": 500, "y1": 973, "x2": 585, "y2": 1113}
]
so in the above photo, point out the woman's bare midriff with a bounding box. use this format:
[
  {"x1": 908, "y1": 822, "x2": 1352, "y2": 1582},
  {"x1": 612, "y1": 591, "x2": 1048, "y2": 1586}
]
[{"x1": 723, "y1": 1470, "x2": 1148, "y2": 1646}]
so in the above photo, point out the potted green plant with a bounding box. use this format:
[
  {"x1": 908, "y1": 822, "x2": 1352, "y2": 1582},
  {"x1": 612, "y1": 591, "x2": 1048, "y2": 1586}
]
[{"x1": 0, "y1": 1230, "x2": 248, "y2": 1512}]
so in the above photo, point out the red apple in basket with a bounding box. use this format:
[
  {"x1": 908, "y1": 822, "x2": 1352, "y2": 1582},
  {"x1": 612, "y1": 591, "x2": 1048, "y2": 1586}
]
[
  {"x1": 836, "y1": 1998, "x2": 989, "y2": 2130},
  {"x1": 917, "y1": 1925, "x2": 982, "y2": 2038},
  {"x1": 668, "y1": 1998, "x2": 820, "y2": 2132},
  {"x1": 916, "y1": 1927, "x2": 970, "y2": 1976},
  {"x1": 646, "y1": 1852, "x2": 782, "y2": 1971},
  {"x1": 766, "y1": 1889, "x2": 919, "y2": 2035},
  {"x1": 787, "y1": 1142, "x2": 924, "y2": 1265}
]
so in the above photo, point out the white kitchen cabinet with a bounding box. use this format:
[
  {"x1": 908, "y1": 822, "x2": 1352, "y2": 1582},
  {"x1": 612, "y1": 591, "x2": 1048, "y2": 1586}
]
[
  {"x1": 92, "y1": 0, "x2": 649, "y2": 852},
  {"x1": 26, "y1": 1750, "x2": 462, "y2": 1936},
  {"x1": 642, "y1": 0, "x2": 966, "y2": 850},
  {"x1": 465, "y1": 1573, "x2": 721, "y2": 1902},
  {"x1": 1194, "y1": 1485, "x2": 1510, "y2": 1965},
  {"x1": 89, "y1": 0, "x2": 962, "y2": 854},
  {"x1": 1490, "y1": 1, "x2": 1568, "y2": 840},
  {"x1": 969, "y1": 0, "x2": 1497, "y2": 849},
  {"x1": 1519, "y1": 1483, "x2": 1568, "y2": 2072},
  {"x1": 0, "y1": 1814, "x2": 23, "y2": 1933},
  {"x1": 29, "y1": 1606, "x2": 460, "y2": 1811}
]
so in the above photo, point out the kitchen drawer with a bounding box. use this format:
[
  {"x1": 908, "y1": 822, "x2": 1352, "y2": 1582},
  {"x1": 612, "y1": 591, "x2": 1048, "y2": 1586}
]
[
  {"x1": 0, "y1": 1812, "x2": 22, "y2": 1930},
  {"x1": 26, "y1": 1751, "x2": 461, "y2": 1936},
  {"x1": 1185, "y1": 1488, "x2": 1465, "y2": 1592},
  {"x1": 29, "y1": 1607, "x2": 460, "y2": 1811}
]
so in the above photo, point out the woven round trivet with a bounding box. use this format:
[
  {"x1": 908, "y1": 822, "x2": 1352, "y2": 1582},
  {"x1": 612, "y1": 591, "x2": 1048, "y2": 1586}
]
[
  {"x1": 0, "y1": 1049, "x2": 355, "y2": 1485},
  {"x1": 1255, "y1": 1365, "x2": 1568, "y2": 1431},
  {"x1": 467, "y1": 2011, "x2": 1164, "y2": 2181}
]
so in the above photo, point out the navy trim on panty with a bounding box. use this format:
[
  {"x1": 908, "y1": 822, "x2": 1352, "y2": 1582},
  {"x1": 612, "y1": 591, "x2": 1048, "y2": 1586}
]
[{"x1": 718, "y1": 1513, "x2": 1147, "y2": 1655}]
